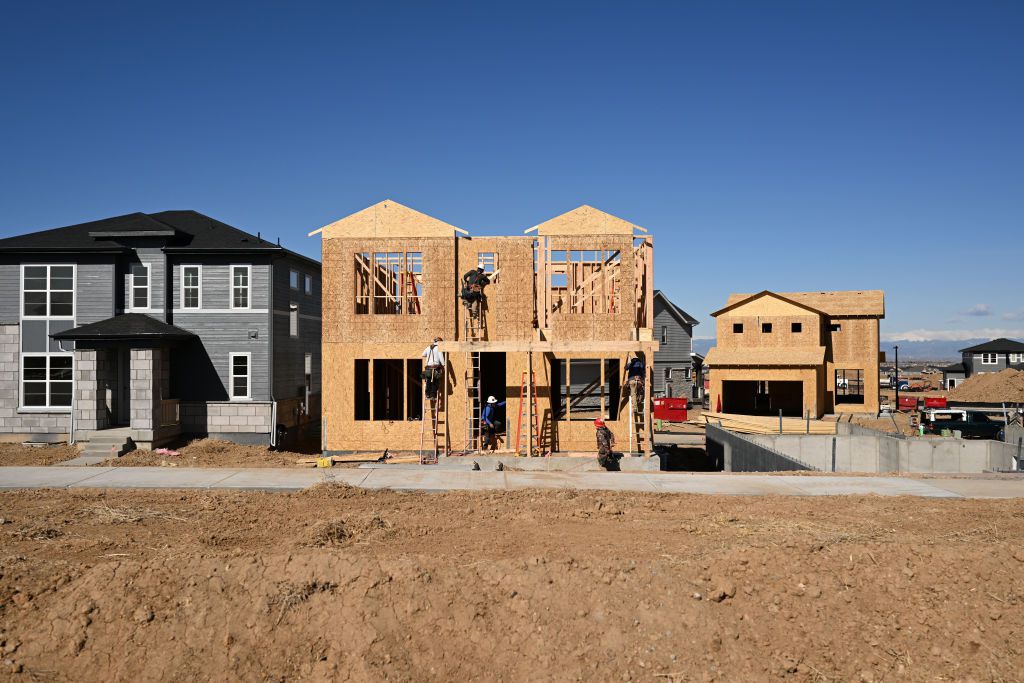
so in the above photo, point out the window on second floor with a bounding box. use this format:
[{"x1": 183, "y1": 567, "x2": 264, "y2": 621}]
[
  {"x1": 231, "y1": 265, "x2": 250, "y2": 309},
  {"x1": 289, "y1": 303, "x2": 299, "y2": 337},
  {"x1": 732, "y1": 323, "x2": 743, "y2": 334},
  {"x1": 661, "y1": 326, "x2": 668, "y2": 344},
  {"x1": 830, "y1": 323, "x2": 842, "y2": 332},
  {"x1": 304, "y1": 274, "x2": 313, "y2": 295},
  {"x1": 290, "y1": 269, "x2": 300, "y2": 290},
  {"x1": 980, "y1": 353, "x2": 998, "y2": 365},
  {"x1": 22, "y1": 265, "x2": 74, "y2": 318},
  {"x1": 354, "y1": 251, "x2": 423, "y2": 315},
  {"x1": 1011, "y1": 353, "x2": 1023, "y2": 364},
  {"x1": 181, "y1": 265, "x2": 201, "y2": 309},
  {"x1": 761, "y1": 322, "x2": 773, "y2": 333},
  {"x1": 129, "y1": 264, "x2": 149, "y2": 310},
  {"x1": 791, "y1": 322, "x2": 802, "y2": 333}
]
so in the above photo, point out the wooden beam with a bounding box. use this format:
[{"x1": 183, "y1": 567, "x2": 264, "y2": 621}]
[{"x1": 438, "y1": 340, "x2": 660, "y2": 353}]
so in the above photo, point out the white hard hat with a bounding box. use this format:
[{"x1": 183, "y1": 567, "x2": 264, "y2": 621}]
[
  {"x1": 477, "y1": 263, "x2": 486, "y2": 270},
  {"x1": 487, "y1": 396, "x2": 497, "y2": 404}
]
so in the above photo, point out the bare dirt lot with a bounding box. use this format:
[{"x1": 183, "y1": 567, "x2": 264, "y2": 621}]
[
  {"x1": 0, "y1": 443, "x2": 79, "y2": 467},
  {"x1": 1, "y1": 487, "x2": 1022, "y2": 681},
  {"x1": 95, "y1": 439, "x2": 305, "y2": 468}
]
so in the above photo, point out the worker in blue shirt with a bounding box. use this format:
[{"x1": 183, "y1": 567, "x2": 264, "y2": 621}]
[
  {"x1": 626, "y1": 355, "x2": 646, "y2": 409},
  {"x1": 481, "y1": 395, "x2": 505, "y2": 450}
]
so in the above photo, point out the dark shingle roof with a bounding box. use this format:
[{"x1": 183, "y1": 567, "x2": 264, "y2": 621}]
[
  {"x1": 51, "y1": 314, "x2": 197, "y2": 341},
  {"x1": 959, "y1": 338, "x2": 1024, "y2": 353},
  {"x1": 940, "y1": 363, "x2": 966, "y2": 374},
  {"x1": 0, "y1": 210, "x2": 318, "y2": 267}
]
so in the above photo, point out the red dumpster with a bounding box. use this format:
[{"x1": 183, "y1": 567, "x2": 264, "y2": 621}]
[
  {"x1": 653, "y1": 397, "x2": 688, "y2": 422},
  {"x1": 898, "y1": 396, "x2": 919, "y2": 411},
  {"x1": 923, "y1": 397, "x2": 947, "y2": 409}
]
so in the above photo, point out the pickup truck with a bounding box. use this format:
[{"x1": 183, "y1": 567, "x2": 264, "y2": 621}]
[{"x1": 923, "y1": 410, "x2": 1005, "y2": 440}]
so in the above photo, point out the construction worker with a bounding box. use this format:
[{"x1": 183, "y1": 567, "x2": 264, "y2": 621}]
[
  {"x1": 461, "y1": 264, "x2": 492, "y2": 319},
  {"x1": 481, "y1": 395, "x2": 505, "y2": 450},
  {"x1": 421, "y1": 337, "x2": 445, "y2": 400},
  {"x1": 595, "y1": 418, "x2": 620, "y2": 470},
  {"x1": 626, "y1": 355, "x2": 646, "y2": 409}
]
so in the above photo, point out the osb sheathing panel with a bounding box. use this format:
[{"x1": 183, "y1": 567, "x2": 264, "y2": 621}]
[
  {"x1": 322, "y1": 236, "x2": 458, "y2": 345},
  {"x1": 322, "y1": 344, "x2": 649, "y2": 453},
  {"x1": 545, "y1": 234, "x2": 637, "y2": 342},
  {"x1": 535, "y1": 205, "x2": 639, "y2": 236},
  {"x1": 824, "y1": 317, "x2": 881, "y2": 414},
  {"x1": 456, "y1": 237, "x2": 536, "y2": 342},
  {"x1": 718, "y1": 295, "x2": 820, "y2": 319},
  {"x1": 709, "y1": 367, "x2": 823, "y2": 418},
  {"x1": 716, "y1": 313, "x2": 824, "y2": 350},
  {"x1": 319, "y1": 200, "x2": 461, "y2": 239},
  {"x1": 725, "y1": 290, "x2": 885, "y2": 317}
]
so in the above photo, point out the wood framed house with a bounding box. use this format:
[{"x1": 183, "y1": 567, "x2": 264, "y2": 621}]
[
  {"x1": 313, "y1": 200, "x2": 658, "y2": 457},
  {"x1": 0, "y1": 211, "x2": 321, "y2": 456}
]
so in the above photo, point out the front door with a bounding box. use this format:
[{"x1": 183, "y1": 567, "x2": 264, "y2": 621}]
[{"x1": 114, "y1": 347, "x2": 131, "y2": 426}]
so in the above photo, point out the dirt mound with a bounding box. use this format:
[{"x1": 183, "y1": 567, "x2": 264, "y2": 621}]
[
  {"x1": 0, "y1": 442, "x2": 79, "y2": 466},
  {"x1": 1, "y1": 488, "x2": 1022, "y2": 680},
  {"x1": 96, "y1": 438, "x2": 301, "y2": 468},
  {"x1": 949, "y1": 368, "x2": 1024, "y2": 403}
]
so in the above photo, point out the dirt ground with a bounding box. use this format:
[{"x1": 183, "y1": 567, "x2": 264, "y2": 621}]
[
  {"x1": 0, "y1": 443, "x2": 79, "y2": 467},
  {"x1": 1, "y1": 487, "x2": 1022, "y2": 681},
  {"x1": 95, "y1": 439, "x2": 306, "y2": 468}
]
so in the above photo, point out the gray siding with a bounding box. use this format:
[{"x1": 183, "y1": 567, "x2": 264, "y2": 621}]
[
  {"x1": 78, "y1": 262, "x2": 116, "y2": 324},
  {"x1": 0, "y1": 264, "x2": 18, "y2": 322},
  {"x1": 271, "y1": 257, "x2": 322, "y2": 405},
  {"x1": 122, "y1": 246, "x2": 166, "y2": 314},
  {"x1": 652, "y1": 298, "x2": 693, "y2": 398},
  {"x1": 963, "y1": 352, "x2": 1024, "y2": 376}
]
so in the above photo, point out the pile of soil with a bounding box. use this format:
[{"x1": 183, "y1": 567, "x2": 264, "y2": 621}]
[
  {"x1": 0, "y1": 442, "x2": 79, "y2": 466},
  {"x1": 1, "y1": 486, "x2": 1022, "y2": 680},
  {"x1": 949, "y1": 369, "x2": 1024, "y2": 404},
  {"x1": 851, "y1": 411, "x2": 915, "y2": 436},
  {"x1": 96, "y1": 439, "x2": 300, "y2": 468}
]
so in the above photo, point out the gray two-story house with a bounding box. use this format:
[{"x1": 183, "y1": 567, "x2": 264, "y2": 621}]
[
  {"x1": 0, "y1": 211, "x2": 321, "y2": 456},
  {"x1": 652, "y1": 290, "x2": 700, "y2": 399},
  {"x1": 941, "y1": 338, "x2": 1024, "y2": 389}
]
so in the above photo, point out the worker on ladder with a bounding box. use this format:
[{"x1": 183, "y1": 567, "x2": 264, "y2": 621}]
[
  {"x1": 481, "y1": 395, "x2": 506, "y2": 451},
  {"x1": 595, "y1": 419, "x2": 620, "y2": 471},
  {"x1": 461, "y1": 263, "x2": 492, "y2": 320},
  {"x1": 422, "y1": 337, "x2": 445, "y2": 402},
  {"x1": 626, "y1": 355, "x2": 646, "y2": 410}
]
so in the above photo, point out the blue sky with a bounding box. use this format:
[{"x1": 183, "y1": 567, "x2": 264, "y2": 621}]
[{"x1": 1, "y1": 1, "x2": 1021, "y2": 342}]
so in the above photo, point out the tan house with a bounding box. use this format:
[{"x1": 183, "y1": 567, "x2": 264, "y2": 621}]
[
  {"x1": 704, "y1": 290, "x2": 884, "y2": 417},
  {"x1": 312, "y1": 200, "x2": 657, "y2": 458}
]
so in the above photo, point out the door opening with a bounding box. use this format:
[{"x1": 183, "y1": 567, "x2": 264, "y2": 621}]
[{"x1": 478, "y1": 352, "x2": 506, "y2": 449}]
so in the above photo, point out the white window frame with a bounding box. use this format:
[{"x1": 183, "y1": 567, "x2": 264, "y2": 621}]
[
  {"x1": 229, "y1": 352, "x2": 252, "y2": 400},
  {"x1": 20, "y1": 352, "x2": 74, "y2": 411},
  {"x1": 980, "y1": 353, "x2": 998, "y2": 365},
  {"x1": 129, "y1": 263, "x2": 151, "y2": 311},
  {"x1": 1010, "y1": 353, "x2": 1022, "y2": 363},
  {"x1": 304, "y1": 274, "x2": 313, "y2": 295},
  {"x1": 661, "y1": 325, "x2": 668, "y2": 344},
  {"x1": 289, "y1": 302, "x2": 299, "y2": 338},
  {"x1": 290, "y1": 269, "x2": 300, "y2": 290},
  {"x1": 20, "y1": 264, "x2": 76, "y2": 320},
  {"x1": 230, "y1": 265, "x2": 251, "y2": 310},
  {"x1": 180, "y1": 264, "x2": 202, "y2": 310}
]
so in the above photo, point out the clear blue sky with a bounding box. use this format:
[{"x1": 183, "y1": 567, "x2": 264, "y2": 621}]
[{"x1": 1, "y1": 1, "x2": 1021, "y2": 342}]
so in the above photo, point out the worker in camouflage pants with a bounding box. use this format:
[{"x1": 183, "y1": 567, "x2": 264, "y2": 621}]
[{"x1": 594, "y1": 419, "x2": 620, "y2": 471}]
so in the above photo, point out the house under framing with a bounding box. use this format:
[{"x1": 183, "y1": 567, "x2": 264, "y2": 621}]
[{"x1": 312, "y1": 200, "x2": 657, "y2": 458}]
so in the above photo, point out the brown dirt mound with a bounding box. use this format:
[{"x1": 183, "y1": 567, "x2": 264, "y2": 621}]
[
  {"x1": 1, "y1": 487, "x2": 1022, "y2": 680},
  {"x1": 0, "y1": 442, "x2": 79, "y2": 466},
  {"x1": 95, "y1": 438, "x2": 301, "y2": 468},
  {"x1": 949, "y1": 368, "x2": 1024, "y2": 403}
]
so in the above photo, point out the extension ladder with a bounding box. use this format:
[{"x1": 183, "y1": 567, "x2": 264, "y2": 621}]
[
  {"x1": 627, "y1": 380, "x2": 647, "y2": 455},
  {"x1": 418, "y1": 361, "x2": 446, "y2": 464},
  {"x1": 513, "y1": 372, "x2": 541, "y2": 456}
]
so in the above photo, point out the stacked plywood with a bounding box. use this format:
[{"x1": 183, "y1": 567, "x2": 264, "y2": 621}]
[{"x1": 698, "y1": 411, "x2": 838, "y2": 435}]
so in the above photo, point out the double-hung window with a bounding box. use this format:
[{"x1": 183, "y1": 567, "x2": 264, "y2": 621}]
[
  {"x1": 290, "y1": 269, "x2": 300, "y2": 290},
  {"x1": 181, "y1": 265, "x2": 201, "y2": 309},
  {"x1": 22, "y1": 355, "x2": 73, "y2": 408},
  {"x1": 981, "y1": 353, "x2": 997, "y2": 365},
  {"x1": 129, "y1": 264, "x2": 150, "y2": 310},
  {"x1": 304, "y1": 274, "x2": 313, "y2": 295},
  {"x1": 22, "y1": 265, "x2": 74, "y2": 318},
  {"x1": 231, "y1": 265, "x2": 250, "y2": 309},
  {"x1": 229, "y1": 353, "x2": 251, "y2": 400}
]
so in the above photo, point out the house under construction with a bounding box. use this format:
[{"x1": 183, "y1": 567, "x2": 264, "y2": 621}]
[{"x1": 311, "y1": 200, "x2": 657, "y2": 459}]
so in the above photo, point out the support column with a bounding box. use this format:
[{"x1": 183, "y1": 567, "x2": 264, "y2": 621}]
[{"x1": 130, "y1": 348, "x2": 162, "y2": 448}]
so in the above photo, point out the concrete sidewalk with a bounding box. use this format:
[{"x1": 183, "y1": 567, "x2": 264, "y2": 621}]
[{"x1": 1, "y1": 466, "x2": 1023, "y2": 498}]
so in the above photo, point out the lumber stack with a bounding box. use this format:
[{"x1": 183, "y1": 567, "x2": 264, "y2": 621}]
[{"x1": 698, "y1": 411, "x2": 838, "y2": 435}]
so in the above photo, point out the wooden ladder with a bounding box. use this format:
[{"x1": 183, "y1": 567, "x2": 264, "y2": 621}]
[
  {"x1": 514, "y1": 372, "x2": 541, "y2": 456},
  {"x1": 419, "y1": 364, "x2": 447, "y2": 464}
]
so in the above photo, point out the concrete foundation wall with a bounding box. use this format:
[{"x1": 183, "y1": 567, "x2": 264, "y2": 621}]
[{"x1": 746, "y1": 432, "x2": 1014, "y2": 473}]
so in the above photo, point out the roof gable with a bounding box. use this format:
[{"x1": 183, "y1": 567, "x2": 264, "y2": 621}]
[
  {"x1": 534, "y1": 205, "x2": 640, "y2": 236},
  {"x1": 712, "y1": 290, "x2": 824, "y2": 318},
  {"x1": 654, "y1": 290, "x2": 699, "y2": 327},
  {"x1": 314, "y1": 200, "x2": 462, "y2": 239},
  {"x1": 724, "y1": 290, "x2": 884, "y2": 317}
]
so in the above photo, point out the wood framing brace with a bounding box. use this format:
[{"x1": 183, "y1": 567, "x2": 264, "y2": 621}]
[{"x1": 316, "y1": 201, "x2": 659, "y2": 457}]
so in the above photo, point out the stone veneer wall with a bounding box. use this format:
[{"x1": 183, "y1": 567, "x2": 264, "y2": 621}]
[
  {"x1": 129, "y1": 348, "x2": 161, "y2": 446},
  {"x1": 0, "y1": 323, "x2": 70, "y2": 439},
  {"x1": 180, "y1": 401, "x2": 274, "y2": 437},
  {"x1": 74, "y1": 348, "x2": 115, "y2": 434}
]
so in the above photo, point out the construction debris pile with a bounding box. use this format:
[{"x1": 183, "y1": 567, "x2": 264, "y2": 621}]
[
  {"x1": 698, "y1": 411, "x2": 838, "y2": 435},
  {"x1": 948, "y1": 369, "x2": 1024, "y2": 404}
]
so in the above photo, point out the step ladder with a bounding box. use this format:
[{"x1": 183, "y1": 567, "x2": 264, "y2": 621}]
[{"x1": 514, "y1": 371, "x2": 541, "y2": 456}]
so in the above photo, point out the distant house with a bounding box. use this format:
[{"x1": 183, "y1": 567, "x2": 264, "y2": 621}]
[
  {"x1": 652, "y1": 290, "x2": 699, "y2": 399},
  {"x1": 0, "y1": 211, "x2": 321, "y2": 456},
  {"x1": 941, "y1": 338, "x2": 1024, "y2": 389}
]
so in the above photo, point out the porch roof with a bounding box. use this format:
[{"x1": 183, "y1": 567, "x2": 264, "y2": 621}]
[{"x1": 51, "y1": 313, "x2": 197, "y2": 342}]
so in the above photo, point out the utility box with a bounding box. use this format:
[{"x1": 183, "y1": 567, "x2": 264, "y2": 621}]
[
  {"x1": 654, "y1": 397, "x2": 688, "y2": 422},
  {"x1": 924, "y1": 397, "x2": 947, "y2": 409},
  {"x1": 898, "y1": 396, "x2": 919, "y2": 411}
]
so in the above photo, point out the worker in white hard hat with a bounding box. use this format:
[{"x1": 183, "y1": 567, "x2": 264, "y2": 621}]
[
  {"x1": 421, "y1": 337, "x2": 445, "y2": 401},
  {"x1": 460, "y1": 263, "x2": 492, "y2": 320},
  {"x1": 481, "y1": 395, "x2": 506, "y2": 450}
]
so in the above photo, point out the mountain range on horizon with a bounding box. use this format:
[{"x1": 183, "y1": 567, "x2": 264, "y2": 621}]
[{"x1": 690, "y1": 338, "x2": 1020, "y2": 363}]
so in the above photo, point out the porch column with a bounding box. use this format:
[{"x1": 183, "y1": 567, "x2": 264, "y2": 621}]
[
  {"x1": 74, "y1": 349, "x2": 114, "y2": 436},
  {"x1": 130, "y1": 348, "x2": 162, "y2": 447}
]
